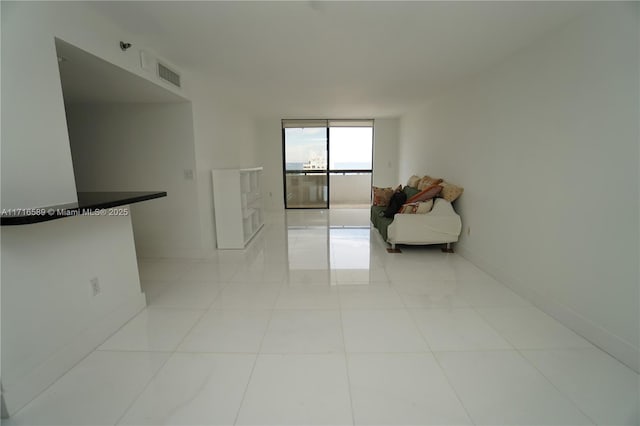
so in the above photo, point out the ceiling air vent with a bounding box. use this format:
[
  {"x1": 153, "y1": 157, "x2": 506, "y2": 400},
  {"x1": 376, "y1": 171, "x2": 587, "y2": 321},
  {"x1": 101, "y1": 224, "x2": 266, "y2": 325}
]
[{"x1": 157, "y1": 62, "x2": 181, "y2": 88}]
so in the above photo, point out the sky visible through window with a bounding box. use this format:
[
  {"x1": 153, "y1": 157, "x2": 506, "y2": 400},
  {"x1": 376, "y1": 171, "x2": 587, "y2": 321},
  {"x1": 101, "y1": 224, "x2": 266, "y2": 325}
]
[
  {"x1": 330, "y1": 127, "x2": 372, "y2": 170},
  {"x1": 284, "y1": 128, "x2": 327, "y2": 170},
  {"x1": 284, "y1": 127, "x2": 372, "y2": 170}
]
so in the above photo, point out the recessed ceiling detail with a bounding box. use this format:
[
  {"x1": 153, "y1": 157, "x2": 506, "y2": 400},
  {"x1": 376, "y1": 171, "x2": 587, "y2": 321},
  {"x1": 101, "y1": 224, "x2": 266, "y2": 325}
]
[{"x1": 55, "y1": 38, "x2": 187, "y2": 104}]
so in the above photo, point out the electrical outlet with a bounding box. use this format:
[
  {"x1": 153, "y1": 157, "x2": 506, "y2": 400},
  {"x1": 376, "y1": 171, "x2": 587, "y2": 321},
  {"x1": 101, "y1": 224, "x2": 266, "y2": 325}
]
[
  {"x1": 184, "y1": 169, "x2": 194, "y2": 180},
  {"x1": 90, "y1": 277, "x2": 101, "y2": 296}
]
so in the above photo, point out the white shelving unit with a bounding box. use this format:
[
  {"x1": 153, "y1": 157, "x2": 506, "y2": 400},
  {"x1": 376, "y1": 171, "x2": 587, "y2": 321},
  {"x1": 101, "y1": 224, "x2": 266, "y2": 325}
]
[{"x1": 212, "y1": 167, "x2": 264, "y2": 249}]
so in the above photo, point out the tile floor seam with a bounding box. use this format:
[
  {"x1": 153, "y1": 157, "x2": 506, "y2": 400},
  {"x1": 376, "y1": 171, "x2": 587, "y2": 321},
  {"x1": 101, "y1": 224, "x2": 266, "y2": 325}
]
[
  {"x1": 93, "y1": 306, "x2": 148, "y2": 352},
  {"x1": 228, "y1": 353, "x2": 260, "y2": 426},
  {"x1": 4, "y1": 340, "x2": 120, "y2": 421},
  {"x1": 14, "y1": 211, "x2": 630, "y2": 425},
  {"x1": 196, "y1": 284, "x2": 226, "y2": 311},
  {"x1": 513, "y1": 348, "x2": 599, "y2": 425},
  {"x1": 339, "y1": 307, "x2": 357, "y2": 426},
  {"x1": 338, "y1": 307, "x2": 415, "y2": 311},
  {"x1": 169, "y1": 308, "x2": 209, "y2": 353},
  {"x1": 345, "y1": 350, "x2": 437, "y2": 355},
  {"x1": 95, "y1": 348, "x2": 175, "y2": 354},
  {"x1": 435, "y1": 349, "x2": 607, "y2": 426},
  {"x1": 173, "y1": 350, "x2": 262, "y2": 355},
  {"x1": 205, "y1": 307, "x2": 276, "y2": 311},
  {"x1": 144, "y1": 306, "x2": 210, "y2": 312},
  {"x1": 111, "y1": 351, "x2": 173, "y2": 426},
  {"x1": 432, "y1": 348, "x2": 536, "y2": 355},
  {"x1": 112, "y1": 306, "x2": 209, "y2": 424},
  {"x1": 521, "y1": 346, "x2": 640, "y2": 370},
  {"x1": 470, "y1": 305, "x2": 522, "y2": 351},
  {"x1": 465, "y1": 305, "x2": 517, "y2": 351},
  {"x1": 430, "y1": 350, "x2": 478, "y2": 426},
  {"x1": 405, "y1": 305, "x2": 434, "y2": 353},
  {"x1": 470, "y1": 306, "x2": 597, "y2": 351},
  {"x1": 207, "y1": 286, "x2": 226, "y2": 310},
  {"x1": 233, "y1": 306, "x2": 275, "y2": 425}
]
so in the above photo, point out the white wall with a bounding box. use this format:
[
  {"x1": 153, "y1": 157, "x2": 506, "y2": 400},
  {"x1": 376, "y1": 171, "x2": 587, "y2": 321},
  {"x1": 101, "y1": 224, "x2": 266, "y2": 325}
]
[
  {"x1": 1, "y1": 2, "x2": 77, "y2": 208},
  {"x1": 0, "y1": 0, "x2": 262, "y2": 258},
  {"x1": 1, "y1": 2, "x2": 265, "y2": 414},
  {"x1": 256, "y1": 118, "x2": 400, "y2": 211},
  {"x1": 66, "y1": 103, "x2": 202, "y2": 258},
  {"x1": 372, "y1": 118, "x2": 400, "y2": 187},
  {"x1": 190, "y1": 87, "x2": 260, "y2": 252},
  {"x1": 398, "y1": 3, "x2": 639, "y2": 371},
  {"x1": 255, "y1": 118, "x2": 285, "y2": 211},
  {"x1": 1, "y1": 213, "x2": 146, "y2": 415},
  {"x1": 0, "y1": 2, "x2": 193, "y2": 416},
  {"x1": 0, "y1": 2, "x2": 186, "y2": 210}
]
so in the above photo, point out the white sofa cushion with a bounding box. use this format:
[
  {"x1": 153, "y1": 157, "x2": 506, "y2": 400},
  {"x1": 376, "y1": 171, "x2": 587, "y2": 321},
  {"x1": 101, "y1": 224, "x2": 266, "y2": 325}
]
[{"x1": 387, "y1": 198, "x2": 462, "y2": 245}]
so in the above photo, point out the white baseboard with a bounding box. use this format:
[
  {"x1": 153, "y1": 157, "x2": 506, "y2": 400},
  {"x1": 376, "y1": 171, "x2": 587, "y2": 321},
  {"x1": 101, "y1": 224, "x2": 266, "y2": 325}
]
[
  {"x1": 456, "y1": 244, "x2": 639, "y2": 373},
  {"x1": 2, "y1": 292, "x2": 146, "y2": 417}
]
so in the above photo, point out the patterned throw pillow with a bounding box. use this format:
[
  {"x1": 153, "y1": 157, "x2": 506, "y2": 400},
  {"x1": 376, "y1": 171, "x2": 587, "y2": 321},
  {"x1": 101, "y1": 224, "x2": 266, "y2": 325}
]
[
  {"x1": 407, "y1": 184, "x2": 442, "y2": 203},
  {"x1": 406, "y1": 175, "x2": 421, "y2": 188},
  {"x1": 417, "y1": 175, "x2": 443, "y2": 190},
  {"x1": 416, "y1": 199, "x2": 434, "y2": 213},
  {"x1": 372, "y1": 186, "x2": 395, "y2": 206},
  {"x1": 438, "y1": 181, "x2": 464, "y2": 202},
  {"x1": 399, "y1": 199, "x2": 434, "y2": 214}
]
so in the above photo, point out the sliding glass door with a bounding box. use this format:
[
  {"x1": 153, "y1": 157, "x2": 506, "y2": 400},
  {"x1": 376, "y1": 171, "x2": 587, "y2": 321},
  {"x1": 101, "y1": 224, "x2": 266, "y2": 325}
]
[
  {"x1": 283, "y1": 122, "x2": 329, "y2": 208},
  {"x1": 283, "y1": 119, "x2": 373, "y2": 209},
  {"x1": 328, "y1": 124, "x2": 373, "y2": 208}
]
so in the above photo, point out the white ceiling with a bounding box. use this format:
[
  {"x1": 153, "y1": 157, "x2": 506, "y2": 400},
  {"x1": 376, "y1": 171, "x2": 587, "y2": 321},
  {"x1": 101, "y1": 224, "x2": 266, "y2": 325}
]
[
  {"x1": 87, "y1": 1, "x2": 590, "y2": 117},
  {"x1": 56, "y1": 38, "x2": 187, "y2": 104}
]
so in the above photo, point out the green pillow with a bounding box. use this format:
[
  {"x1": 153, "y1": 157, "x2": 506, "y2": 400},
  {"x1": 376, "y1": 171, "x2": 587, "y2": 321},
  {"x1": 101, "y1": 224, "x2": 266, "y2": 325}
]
[{"x1": 402, "y1": 186, "x2": 420, "y2": 200}]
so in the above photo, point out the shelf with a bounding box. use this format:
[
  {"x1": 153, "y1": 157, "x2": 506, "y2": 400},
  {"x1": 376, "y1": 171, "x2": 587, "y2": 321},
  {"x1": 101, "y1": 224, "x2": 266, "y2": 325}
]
[
  {"x1": 244, "y1": 222, "x2": 264, "y2": 245},
  {"x1": 1, "y1": 191, "x2": 167, "y2": 226},
  {"x1": 242, "y1": 208, "x2": 256, "y2": 219},
  {"x1": 240, "y1": 173, "x2": 251, "y2": 193},
  {"x1": 212, "y1": 167, "x2": 263, "y2": 249}
]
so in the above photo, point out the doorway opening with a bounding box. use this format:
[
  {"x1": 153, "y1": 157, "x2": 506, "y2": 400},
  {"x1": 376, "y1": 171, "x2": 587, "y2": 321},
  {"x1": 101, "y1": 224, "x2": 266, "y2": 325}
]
[{"x1": 55, "y1": 38, "x2": 200, "y2": 258}]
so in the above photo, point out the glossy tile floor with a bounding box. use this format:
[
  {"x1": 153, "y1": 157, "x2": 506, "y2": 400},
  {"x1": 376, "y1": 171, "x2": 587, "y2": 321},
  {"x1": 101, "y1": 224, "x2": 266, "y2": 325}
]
[{"x1": 7, "y1": 210, "x2": 639, "y2": 425}]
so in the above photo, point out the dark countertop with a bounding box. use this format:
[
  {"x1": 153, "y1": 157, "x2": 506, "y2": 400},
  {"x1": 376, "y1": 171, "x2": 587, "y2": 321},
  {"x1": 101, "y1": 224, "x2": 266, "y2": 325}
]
[{"x1": 1, "y1": 191, "x2": 167, "y2": 226}]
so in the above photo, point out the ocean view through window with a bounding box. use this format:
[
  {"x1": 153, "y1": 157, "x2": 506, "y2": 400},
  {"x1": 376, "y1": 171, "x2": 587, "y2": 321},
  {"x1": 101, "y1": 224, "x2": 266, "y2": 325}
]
[{"x1": 282, "y1": 120, "x2": 373, "y2": 209}]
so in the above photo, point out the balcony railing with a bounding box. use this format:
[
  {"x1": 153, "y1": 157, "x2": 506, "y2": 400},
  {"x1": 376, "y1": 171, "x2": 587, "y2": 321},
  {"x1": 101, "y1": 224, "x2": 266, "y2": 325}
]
[
  {"x1": 329, "y1": 172, "x2": 371, "y2": 208},
  {"x1": 285, "y1": 171, "x2": 371, "y2": 209}
]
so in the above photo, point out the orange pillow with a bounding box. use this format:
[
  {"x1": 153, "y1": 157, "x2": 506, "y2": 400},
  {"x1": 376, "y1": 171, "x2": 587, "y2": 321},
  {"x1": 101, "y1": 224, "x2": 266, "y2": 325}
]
[
  {"x1": 407, "y1": 184, "x2": 442, "y2": 203},
  {"x1": 417, "y1": 176, "x2": 443, "y2": 190}
]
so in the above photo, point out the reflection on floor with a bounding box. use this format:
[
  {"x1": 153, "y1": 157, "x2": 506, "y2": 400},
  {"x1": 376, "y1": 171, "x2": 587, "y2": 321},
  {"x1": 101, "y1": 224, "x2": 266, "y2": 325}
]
[{"x1": 6, "y1": 209, "x2": 639, "y2": 425}]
